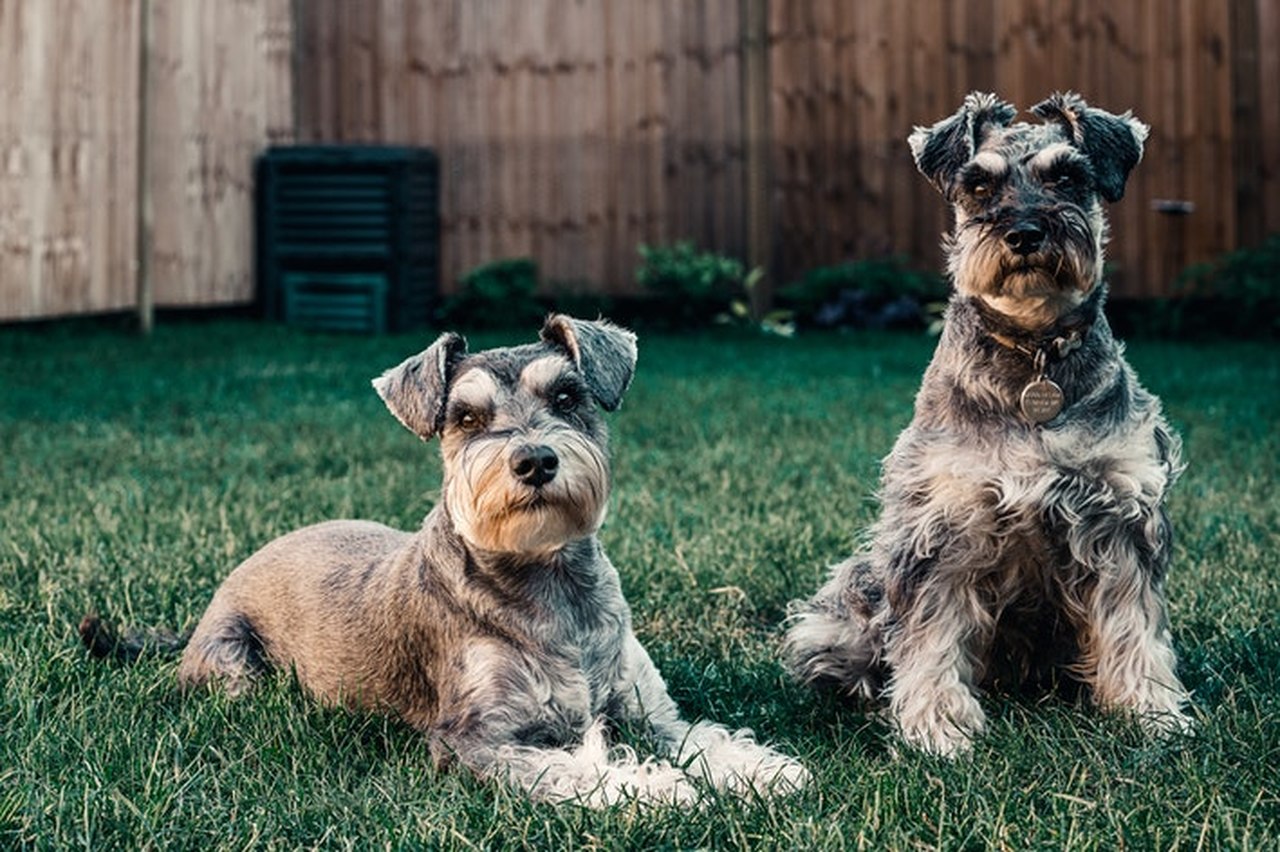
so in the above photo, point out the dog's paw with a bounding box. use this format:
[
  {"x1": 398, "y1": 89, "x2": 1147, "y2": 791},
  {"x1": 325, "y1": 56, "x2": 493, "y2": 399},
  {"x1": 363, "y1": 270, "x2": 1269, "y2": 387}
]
[
  {"x1": 676, "y1": 722, "x2": 811, "y2": 798},
  {"x1": 706, "y1": 748, "x2": 812, "y2": 798},
  {"x1": 500, "y1": 721, "x2": 703, "y2": 808},
  {"x1": 898, "y1": 719, "x2": 976, "y2": 758},
  {"x1": 1136, "y1": 704, "x2": 1195, "y2": 738},
  {"x1": 1098, "y1": 679, "x2": 1194, "y2": 739},
  {"x1": 895, "y1": 693, "x2": 986, "y2": 758}
]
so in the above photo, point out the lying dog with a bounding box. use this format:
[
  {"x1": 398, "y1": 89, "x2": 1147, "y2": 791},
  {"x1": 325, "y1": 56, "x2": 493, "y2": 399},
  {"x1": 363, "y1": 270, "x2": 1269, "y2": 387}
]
[
  {"x1": 784, "y1": 93, "x2": 1191, "y2": 756},
  {"x1": 83, "y1": 315, "x2": 807, "y2": 805}
]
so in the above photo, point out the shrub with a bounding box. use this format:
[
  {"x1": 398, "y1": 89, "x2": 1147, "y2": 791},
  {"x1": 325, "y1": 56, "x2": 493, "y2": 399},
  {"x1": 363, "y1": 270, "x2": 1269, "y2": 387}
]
[
  {"x1": 544, "y1": 281, "x2": 614, "y2": 325},
  {"x1": 635, "y1": 242, "x2": 749, "y2": 327},
  {"x1": 436, "y1": 258, "x2": 545, "y2": 330},
  {"x1": 780, "y1": 256, "x2": 948, "y2": 331},
  {"x1": 1168, "y1": 234, "x2": 1280, "y2": 338}
]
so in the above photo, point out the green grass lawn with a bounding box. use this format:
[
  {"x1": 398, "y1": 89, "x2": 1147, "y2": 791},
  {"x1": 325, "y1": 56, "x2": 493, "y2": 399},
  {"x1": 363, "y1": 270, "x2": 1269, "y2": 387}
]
[{"x1": 2, "y1": 319, "x2": 1277, "y2": 849}]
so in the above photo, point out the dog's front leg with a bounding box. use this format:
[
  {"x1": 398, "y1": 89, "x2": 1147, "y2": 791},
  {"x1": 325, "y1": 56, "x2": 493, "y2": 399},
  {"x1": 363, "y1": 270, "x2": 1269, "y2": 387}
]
[
  {"x1": 436, "y1": 720, "x2": 701, "y2": 808},
  {"x1": 615, "y1": 635, "x2": 810, "y2": 796},
  {"x1": 1069, "y1": 512, "x2": 1191, "y2": 734},
  {"x1": 883, "y1": 571, "x2": 988, "y2": 757},
  {"x1": 430, "y1": 695, "x2": 702, "y2": 807}
]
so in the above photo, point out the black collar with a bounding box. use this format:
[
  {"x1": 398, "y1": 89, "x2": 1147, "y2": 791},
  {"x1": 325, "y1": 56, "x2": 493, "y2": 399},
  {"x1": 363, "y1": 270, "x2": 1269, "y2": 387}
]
[{"x1": 972, "y1": 288, "x2": 1101, "y2": 362}]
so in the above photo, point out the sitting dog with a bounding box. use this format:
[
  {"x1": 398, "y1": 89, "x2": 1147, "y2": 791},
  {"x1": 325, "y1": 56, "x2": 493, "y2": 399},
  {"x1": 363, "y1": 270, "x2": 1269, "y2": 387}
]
[
  {"x1": 83, "y1": 315, "x2": 807, "y2": 805},
  {"x1": 784, "y1": 92, "x2": 1191, "y2": 756}
]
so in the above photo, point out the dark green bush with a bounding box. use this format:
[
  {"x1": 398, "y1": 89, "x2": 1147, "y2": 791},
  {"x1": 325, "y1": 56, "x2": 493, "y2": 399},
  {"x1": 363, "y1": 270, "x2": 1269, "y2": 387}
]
[
  {"x1": 635, "y1": 242, "x2": 749, "y2": 327},
  {"x1": 1167, "y1": 234, "x2": 1280, "y2": 338},
  {"x1": 436, "y1": 258, "x2": 545, "y2": 330},
  {"x1": 779, "y1": 256, "x2": 948, "y2": 331},
  {"x1": 544, "y1": 281, "x2": 614, "y2": 325}
]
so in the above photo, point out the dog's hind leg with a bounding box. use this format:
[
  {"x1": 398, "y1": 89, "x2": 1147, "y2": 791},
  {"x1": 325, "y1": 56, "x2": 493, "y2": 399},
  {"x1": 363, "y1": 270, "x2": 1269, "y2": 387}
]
[
  {"x1": 783, "y1": 557, "x2": 888, "y2": 700},
  {"x1": 177, "y1": 611, "x2": 271, "y2": 697}
]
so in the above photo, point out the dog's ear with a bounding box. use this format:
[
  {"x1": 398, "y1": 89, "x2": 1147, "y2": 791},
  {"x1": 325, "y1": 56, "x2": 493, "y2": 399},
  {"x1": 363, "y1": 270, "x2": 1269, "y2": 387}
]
[
  {"x1": 540, "y1": 315, "x2": 637, "y2": 411},
  {"x1": 372, "y1": 332, "x2": 468, "y2": 440},
  {"x1": 1031, "y1": 92, "x2": 1148, "y2": 202},
  {"x1": 909, "y1": 92, "x2": 1017, "y2": 196}
]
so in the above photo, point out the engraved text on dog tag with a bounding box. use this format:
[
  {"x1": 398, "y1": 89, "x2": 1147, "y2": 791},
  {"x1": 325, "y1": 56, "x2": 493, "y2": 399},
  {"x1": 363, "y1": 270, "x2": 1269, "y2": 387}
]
[{"x1": 1020, "y1": 379, "x2": 1064, "y2": 423}]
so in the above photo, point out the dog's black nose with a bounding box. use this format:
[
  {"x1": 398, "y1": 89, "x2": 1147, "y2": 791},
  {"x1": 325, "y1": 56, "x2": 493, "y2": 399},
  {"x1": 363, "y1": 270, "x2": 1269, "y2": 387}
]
[
  {"x1": 1004, "y1": 224, "x2": 1045, "y2": 256},
  {"x1": 510, "y1": 445, "x2": 559, "y2": 487}
]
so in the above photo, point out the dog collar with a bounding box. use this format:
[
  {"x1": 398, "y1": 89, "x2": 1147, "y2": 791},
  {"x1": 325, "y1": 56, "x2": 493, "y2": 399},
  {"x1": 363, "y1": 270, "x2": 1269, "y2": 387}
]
[
  {"x1": 974, "y1": 291, "x2": 1097, "y2": 358},
  {"x1": 971, "y1": 297, "x2": 1096, "y2": 424},
  {"x1": 986, "y1": 327, "x2": 1086, "y2": 361}
]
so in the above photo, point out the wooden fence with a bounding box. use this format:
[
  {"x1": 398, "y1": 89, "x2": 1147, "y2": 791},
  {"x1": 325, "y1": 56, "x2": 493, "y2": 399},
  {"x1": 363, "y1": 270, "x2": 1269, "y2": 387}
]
[
  {"x1": 0, "y1": 0, "x2": 292, "y2": 322},
  {"x1": 2, "y1": 0, "x2": 1277, "y2": 320},
  {"x1": 296, "y1": 0, "x2": 1279, "y2": 301}
]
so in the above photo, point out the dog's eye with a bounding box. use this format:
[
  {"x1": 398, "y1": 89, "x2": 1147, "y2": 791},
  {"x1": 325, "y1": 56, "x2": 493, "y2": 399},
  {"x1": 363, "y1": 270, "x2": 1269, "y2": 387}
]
[
  {"x1": 972, "y1": 183, "x2": 992, "y2": 199},
  {"x1": 552, "y1": 389, "x2": 580, "y2": 414},
  {"x1": 1045, "y1": 166, "x2": 1086, "y2": 192},
  {"x1": 456, "y1": 411, "x2": 485, "y2": 432}
]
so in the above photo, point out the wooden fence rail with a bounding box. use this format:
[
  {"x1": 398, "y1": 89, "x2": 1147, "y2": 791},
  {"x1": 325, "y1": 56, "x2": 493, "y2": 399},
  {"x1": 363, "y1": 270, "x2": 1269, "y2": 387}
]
[{"x1": 2, "y1": 0, "x2": 1276, "y2": 321}]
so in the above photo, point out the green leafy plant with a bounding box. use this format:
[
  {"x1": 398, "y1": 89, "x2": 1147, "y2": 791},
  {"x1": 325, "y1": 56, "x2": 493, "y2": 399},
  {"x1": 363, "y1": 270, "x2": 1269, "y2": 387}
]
[
  {"x1": 720, "y1": 267, "x2": 796, "y2": 337},
  {"x1": 544, "y1": 280, "x2": 614, "y2": 325},
  {"x1": 436, "y1": 258, "x2": 545, "y2": 330},
  {"x1": 635, "y1": 242, "x2": 751, "y2": 327},
  {"x1": 779, "y1": 256, "x2": 948, "y2": 332},
  {"x1": 1168, "y1": 234, "x2": 1280, "y2": 338}
]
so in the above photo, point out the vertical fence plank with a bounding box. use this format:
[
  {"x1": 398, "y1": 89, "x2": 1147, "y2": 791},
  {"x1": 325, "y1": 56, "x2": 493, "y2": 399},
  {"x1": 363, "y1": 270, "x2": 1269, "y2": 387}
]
[
  {"x1": 741, "y1": 0, "x2": 771, "y2": 309},
  {"x1": 1258, "y1": 0, "x2": 1280, "y2": 236},
  {"x1": 145, "y1": 0, "x2": 292, "y2": 308}
]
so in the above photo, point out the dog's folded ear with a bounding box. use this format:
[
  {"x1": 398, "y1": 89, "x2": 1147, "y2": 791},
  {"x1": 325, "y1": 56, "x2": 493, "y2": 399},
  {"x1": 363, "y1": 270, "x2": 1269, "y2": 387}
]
[
  {"x1": 540, "y1": 315, "x2": 638, "y2": 411},
  {"x1": 372, "y1": 332, "x2": 468, "y2": 440},
  {"x1": 1031, "y1": 92, "x2": 1148, "y2": 202},
  {"x1": 909, "y1": 91, "x2": 1017, "y2": 197}
]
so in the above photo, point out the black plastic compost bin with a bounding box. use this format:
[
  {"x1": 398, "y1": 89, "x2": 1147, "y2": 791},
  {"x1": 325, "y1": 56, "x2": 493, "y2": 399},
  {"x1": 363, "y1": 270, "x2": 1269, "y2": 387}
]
[{"x1": 256, "y1": 145, "x2": 439, "y2": 333}]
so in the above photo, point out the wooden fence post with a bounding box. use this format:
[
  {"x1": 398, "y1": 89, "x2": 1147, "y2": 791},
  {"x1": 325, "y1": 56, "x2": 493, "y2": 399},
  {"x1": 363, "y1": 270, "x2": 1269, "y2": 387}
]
[
  {"x1": 135, "y1": 0, "x2": 154, "y2": 335},
  {"x1": 741, "y1": 0, "x2": 771, "y2": 318},
  {"x1": 1230, "y1": 0, "x2": 1262, "y2": 250}
]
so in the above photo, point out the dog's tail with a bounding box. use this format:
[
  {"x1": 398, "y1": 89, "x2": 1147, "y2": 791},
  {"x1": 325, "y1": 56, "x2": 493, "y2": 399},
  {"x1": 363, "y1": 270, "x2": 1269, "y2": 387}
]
[{"x1": 79, "y1": 613, "x2": 189, "y2": 662}]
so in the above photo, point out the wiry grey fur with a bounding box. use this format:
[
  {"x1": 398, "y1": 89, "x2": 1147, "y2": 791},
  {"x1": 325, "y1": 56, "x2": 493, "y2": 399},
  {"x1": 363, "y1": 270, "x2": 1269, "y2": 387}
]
[
  {"x1": 84, "y1": 315, "x2": 808, "y2": 805},
  {"x1": 784, "y1": 93, "x2": 1191, "y2": 756}
]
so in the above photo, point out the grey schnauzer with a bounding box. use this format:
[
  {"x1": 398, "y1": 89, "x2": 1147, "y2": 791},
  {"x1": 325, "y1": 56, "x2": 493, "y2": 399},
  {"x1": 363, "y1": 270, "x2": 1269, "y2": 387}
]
[
  {"x1": 83, "y1": 315, "x2": 807, "y2": 805},
  {"x1": 784, "y1": 92, "x2": 1191, "y2": 756}
]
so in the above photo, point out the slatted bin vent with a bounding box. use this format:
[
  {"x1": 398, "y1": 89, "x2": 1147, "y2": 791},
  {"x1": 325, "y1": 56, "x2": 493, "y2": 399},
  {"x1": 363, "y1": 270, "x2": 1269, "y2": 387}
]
[{"x1": 256, "y1": 146, "x2": 439, "y2": 332}]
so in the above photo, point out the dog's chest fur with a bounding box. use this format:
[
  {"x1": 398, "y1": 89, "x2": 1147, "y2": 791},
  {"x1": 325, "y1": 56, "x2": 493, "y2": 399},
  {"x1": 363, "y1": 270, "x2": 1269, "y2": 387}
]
[
  {"x1": 871, "y1": 296, "x2": 1180, "y2": 649},
  {"x1": 905, "y1": 298, "x2": 1174, "y2": 511},
  {"x1": 372, "y1": 512, "x2": 632, "y2": 736}
]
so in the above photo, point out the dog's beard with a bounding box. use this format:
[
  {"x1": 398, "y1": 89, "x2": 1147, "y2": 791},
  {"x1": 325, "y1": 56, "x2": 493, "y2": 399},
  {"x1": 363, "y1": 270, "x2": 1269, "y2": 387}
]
[
  {"x1": 948, "y1": 213, "x2": 1103, "y2": 328},
  {"x1": 445, "y1": 430, "x2": 609, "y2": 555}
]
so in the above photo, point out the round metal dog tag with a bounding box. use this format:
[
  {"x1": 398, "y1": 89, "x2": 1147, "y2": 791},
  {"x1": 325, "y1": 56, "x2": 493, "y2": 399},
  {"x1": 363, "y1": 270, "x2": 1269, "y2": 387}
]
[{"x1": 1020, "y1": 379, "x2": 1064, "y2": 423}]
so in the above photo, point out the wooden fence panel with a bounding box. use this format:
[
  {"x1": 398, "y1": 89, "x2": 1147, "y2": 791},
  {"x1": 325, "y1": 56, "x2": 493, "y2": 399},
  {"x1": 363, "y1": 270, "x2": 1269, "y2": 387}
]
[
  {"x1": 148, "y1": 0, "x2": 294, "y2": 307},
  {"x1": 767, "y1": 0, "x2": 1240, "y2": 297},
  {"x1": 1262, "y1": 0, "x2": 1280, "y2": 237},
  {"x1": 0, "y1": 0, "x2": 140, "y2": 320},
  {"x1": 294, "y1": 0, "x2": 748, "y2": 295}
]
